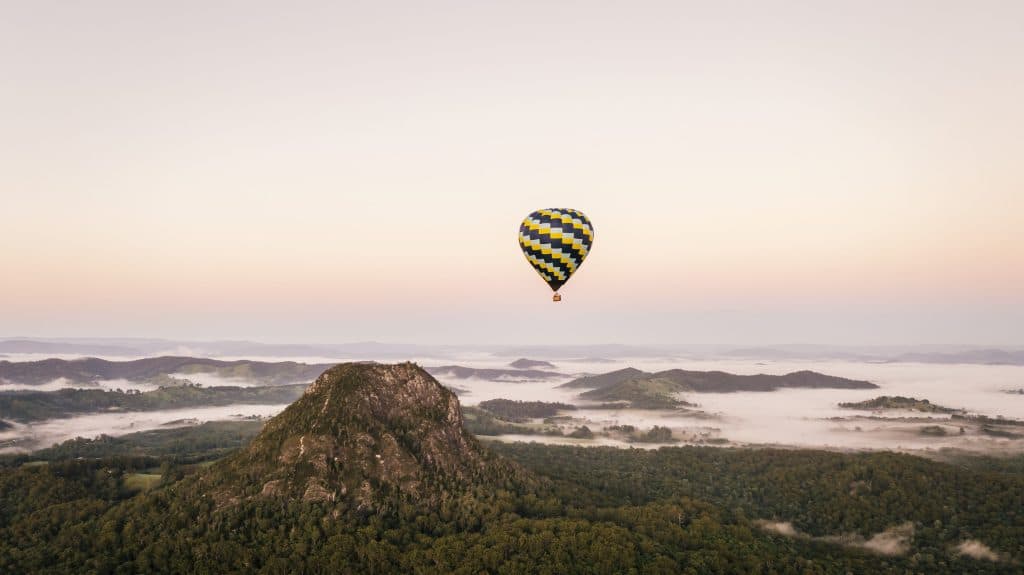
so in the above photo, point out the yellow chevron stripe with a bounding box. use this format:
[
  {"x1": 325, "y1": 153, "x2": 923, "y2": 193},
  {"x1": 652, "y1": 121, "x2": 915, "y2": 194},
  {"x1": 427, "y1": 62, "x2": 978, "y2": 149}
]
[
  {"x1": 521, "y1": 232, "x2": 585, "y2": 263},
  {"x1": 521, "y1": 249, "x2": 569, "y2": 278},
  {"x1": 525, "y1": 253, "x2": 566, "y2": 280},
  {"x1": 519, "y1": 235, "x2": 579, "y2": 273},
  {"x1": 524, "y1": 216, "x2": 592, "y2": 241}
]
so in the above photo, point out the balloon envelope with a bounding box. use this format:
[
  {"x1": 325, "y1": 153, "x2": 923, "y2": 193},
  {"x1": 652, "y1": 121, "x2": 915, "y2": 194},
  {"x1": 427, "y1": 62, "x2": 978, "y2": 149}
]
[{"x1": 518, "y1": 208, "x2": 594, "y2": 292}]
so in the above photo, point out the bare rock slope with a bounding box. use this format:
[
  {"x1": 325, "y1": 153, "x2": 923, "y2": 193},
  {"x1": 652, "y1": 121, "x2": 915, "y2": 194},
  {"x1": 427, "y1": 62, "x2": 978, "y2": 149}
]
[{"x1": 203, "y1": 362, "x2": 537, "y2": 512}]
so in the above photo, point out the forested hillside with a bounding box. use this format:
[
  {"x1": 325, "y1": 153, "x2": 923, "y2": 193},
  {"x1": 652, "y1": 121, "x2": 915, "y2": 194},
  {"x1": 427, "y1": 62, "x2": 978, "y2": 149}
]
[{"x1": 0, "y1": 362, "x2": 1020, "y2": 574}]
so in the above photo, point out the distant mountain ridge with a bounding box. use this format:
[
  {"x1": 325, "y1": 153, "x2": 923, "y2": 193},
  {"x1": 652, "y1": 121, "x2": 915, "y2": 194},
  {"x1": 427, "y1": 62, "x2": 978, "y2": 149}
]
[
  {"x1": 562, "y1": 367, "x2": 877, "y2": 392},
  {"x1": 4, "y1": 338, "x2": 1023, "y2": 365},
  {"x1": 0, "y1": 384, "x2": 308, "y2": 423},
  {"x1": 427, "y1": 365, "x2": 564, "y2": 381},
  {"x1": 0, "y1": 356, "x2": 566, "y2": 386},
  {"x1": 0, "y1": 356, "x2": 335, "y2": 386}
]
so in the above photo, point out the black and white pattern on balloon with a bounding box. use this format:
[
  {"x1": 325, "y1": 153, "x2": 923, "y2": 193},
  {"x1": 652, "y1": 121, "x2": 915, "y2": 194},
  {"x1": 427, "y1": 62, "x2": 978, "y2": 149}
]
[{"x1": 518, "y1": 208, "x2": 594, "y2": 292}]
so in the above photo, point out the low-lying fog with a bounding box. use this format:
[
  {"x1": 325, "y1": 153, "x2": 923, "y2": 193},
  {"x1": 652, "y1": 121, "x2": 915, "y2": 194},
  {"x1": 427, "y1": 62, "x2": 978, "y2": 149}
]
[
  {"x1": 2, "y1": 353, "x2": 1022, "y2": 455},
  {"x1": 0, "y1": 404, "x2": 288, "y2": 453},
  {"x1": 443, "y1": 358, "x2": 1024, "y2": 453},
  {"x1": 0, "y1": 378, "x2": 161, "y2": 393}
]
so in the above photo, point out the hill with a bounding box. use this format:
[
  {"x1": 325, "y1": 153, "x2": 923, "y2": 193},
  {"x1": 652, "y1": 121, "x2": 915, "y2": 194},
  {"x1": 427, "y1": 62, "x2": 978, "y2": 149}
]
[
  {"x1": 562, "y1": 367, "x2": 876, "y2": 392},
  {"x1": 0, "y1": 356, "x2": 334, "y2": 386},
  {"x1": 578, "y1": 377, "x2": 698, "y2": 409},
  {"x1": 0, "y1": 384, "x2": 307, "y2": 422},
  {"x1": 427, "y1": 364, "x2": 563, "y2": 381},
  {"x1": 839, "y1": 396, "x2": 961, "y2": 413},
  {"x1": 0, "y1": 356, "x2": 568, "y2": 388},
  {"x1": 508, "y1": 358, "x2": 556, "y2": 369},
  {"x1": 1, "y1": 363, "x2": 1019, "y2": 574},
  {"x1": 198, "y1": 362, "x2": 537, "y2": 510},
  {"x1": 559, "y1": 367, "x2": 647, "y2": 389},
  {"x1": 477, "y1": 398, "x2": 576, "y2": 422}
]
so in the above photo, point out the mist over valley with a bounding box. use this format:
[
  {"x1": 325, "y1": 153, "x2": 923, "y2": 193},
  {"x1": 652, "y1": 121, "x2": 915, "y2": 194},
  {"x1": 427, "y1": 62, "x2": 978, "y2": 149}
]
[{"x1": 3, "y1": 345, "x2": 1022, "y2": 458}]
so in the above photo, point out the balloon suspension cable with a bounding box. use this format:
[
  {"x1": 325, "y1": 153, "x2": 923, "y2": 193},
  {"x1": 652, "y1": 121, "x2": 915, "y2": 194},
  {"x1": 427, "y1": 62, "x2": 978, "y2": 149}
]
[{"x1": 552, "y1": 292, "x2": 562, "y2": 302}]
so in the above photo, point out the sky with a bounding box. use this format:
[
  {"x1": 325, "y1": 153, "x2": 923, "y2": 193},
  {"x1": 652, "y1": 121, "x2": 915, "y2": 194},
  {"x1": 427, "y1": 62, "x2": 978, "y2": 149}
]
[{"x1": 2, "y1": 1, "x2": 1022, "y2": 345}]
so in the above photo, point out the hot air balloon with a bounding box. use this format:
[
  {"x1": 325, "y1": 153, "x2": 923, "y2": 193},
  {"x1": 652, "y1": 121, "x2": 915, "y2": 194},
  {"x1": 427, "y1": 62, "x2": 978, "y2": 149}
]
[{"x1": 519, "y1": 208, "x2": 594, "y2": 302}]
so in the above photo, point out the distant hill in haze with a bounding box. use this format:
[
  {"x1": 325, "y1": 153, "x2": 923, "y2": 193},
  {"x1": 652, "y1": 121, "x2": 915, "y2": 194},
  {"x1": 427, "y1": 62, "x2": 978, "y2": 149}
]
[
  {"x1": 0, "y1": 339, "x2": 140, "y2": 356},
  {"x1": 839, "y1": 396, "x2": 961, "y2": 414},
  {"x1": 4, "y1": 338, "x2": 1023, "y2": 365},
  {"x1": 578, "y1": 378, "x2": 698, "y2": 409},
  {"x1": 0, "y1": 338, "x2": 467, "y2": 360},
  {"x1": 559, "y1": 367, "x2": 648, "y2": 389},
  {"x1": 0, "y1": 356, "x2": 566, "y2": 387},
  {"x1": 0, "y1": 384, "x2": 309, "y2": 423},
  {"x1": 508, "y1": 358, "x2": 556, "y2": 369},
  {"x1": 891, "y1": 349, "x2": 1024, "y2": 365},
  {"x1": 562, "y1": 367, "x2": 877, "y2": 393},
  {"x1": 0, "y1": 356, "x2": 335, "y2": 386},
  {"x1": 427, "y1": 365, "x2": 564, "y2": 381}
]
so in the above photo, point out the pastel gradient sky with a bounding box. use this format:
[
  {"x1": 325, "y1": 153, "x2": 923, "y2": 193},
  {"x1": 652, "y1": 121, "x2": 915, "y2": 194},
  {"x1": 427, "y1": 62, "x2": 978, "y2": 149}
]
[{"x1": 2, "y1": 1, "x2": 1022, "y2": 344}]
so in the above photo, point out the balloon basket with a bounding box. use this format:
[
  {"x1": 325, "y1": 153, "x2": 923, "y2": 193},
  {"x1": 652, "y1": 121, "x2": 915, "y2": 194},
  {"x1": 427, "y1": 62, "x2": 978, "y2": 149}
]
[{"x1": 552, "y1": 293, "x2": 562, "y2": 302}]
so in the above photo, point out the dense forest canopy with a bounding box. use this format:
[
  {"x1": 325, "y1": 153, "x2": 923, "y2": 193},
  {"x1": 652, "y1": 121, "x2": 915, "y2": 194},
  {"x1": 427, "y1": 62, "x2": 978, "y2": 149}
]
[
  {"x1": 1, "y1": 362, "x2": 1020, "y2": 573},
  {"x1": 2, "y1": 427, "x2": 1022, "y2": 573}
]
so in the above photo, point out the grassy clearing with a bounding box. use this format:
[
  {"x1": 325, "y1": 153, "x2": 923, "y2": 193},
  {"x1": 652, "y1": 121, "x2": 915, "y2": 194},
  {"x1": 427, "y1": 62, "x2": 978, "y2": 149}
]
[{"x1": 124, "y1": 473, "x2": 162, "y2": 492}]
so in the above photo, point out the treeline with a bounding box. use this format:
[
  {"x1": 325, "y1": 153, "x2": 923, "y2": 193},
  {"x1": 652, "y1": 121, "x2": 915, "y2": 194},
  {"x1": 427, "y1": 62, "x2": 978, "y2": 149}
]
[
  {"x1": 461, "y1": 407, "x2": 563, "y2": 437},
  {"x1": 24, "y1": 421, "x2": 265, "y2": 462},
  {"x1": 477, "y1": 399, "x2": 576, "y2": 422},
  {"x1": 1, "y1": 439, "x2": 1022, "y2": 572},
  {"x1": 838, "y1": 396, "x2": 958, "y2": 413},
  {"x1": 2, "y1": 443, "x2": 1022, "y2": 573},
  {"x1": 492, "y1": 443, "x2": 1024, "y2": 568},
  {"x1": 0, "y1": 356, "x2": 330, "y2": 386},
  {"x1": 0, "y1": 384, "x2": 306, "y2": 422}
]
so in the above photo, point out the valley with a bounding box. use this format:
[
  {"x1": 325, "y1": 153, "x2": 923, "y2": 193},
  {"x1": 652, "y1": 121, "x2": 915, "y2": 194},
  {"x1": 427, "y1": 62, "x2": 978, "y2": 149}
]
[
  {"x1": 3, "y1": 353, "x2": 1024, "y2": 456},
  {"x1": 1, "y1": 362, "x2": 1021, "y2": 574}
]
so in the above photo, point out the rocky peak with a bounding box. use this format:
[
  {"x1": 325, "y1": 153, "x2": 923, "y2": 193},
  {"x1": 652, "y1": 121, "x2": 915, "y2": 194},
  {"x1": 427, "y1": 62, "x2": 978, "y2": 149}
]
[{"x1": 205, "y1": 362, "x2": 534, "y2": 513}]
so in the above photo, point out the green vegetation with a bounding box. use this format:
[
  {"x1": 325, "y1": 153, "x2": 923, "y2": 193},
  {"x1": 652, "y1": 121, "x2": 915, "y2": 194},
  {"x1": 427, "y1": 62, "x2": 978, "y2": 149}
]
[
  {"x1": 1, "y1": 442, "x2": 1021, "y2": 573},
  {"x1": 953, "y1": 413, "x2": 1024, "y2": 427},
  {"x1": 462, "y1": 407, "x2": 563, "y2": 436},
  {"x1": 559, "y1": 367, "x2": 648, "y2": 388},
  {"x1": 636, "y1": 425, "x2": 675, "y2": 443},
  {"x1": 508, "y1": 358, "x2": 556, "y2": 369},
  {"x1": 428, "y1": 365, "x2": 563, "y2": 380},
  {"x1": 919, "y1": 425, "x2": 948, "y2": 436},
  {"x1": 588, "y1": 401, "x2": 632, "y2": 409},
  {"x1": 928, "y1": 450, "x2": 1024, "y2": 475},
  {"x1": 0, "y1": 383, "x2": 306, "y2": 422},
  {"x1": 579, "y1": 377, "x2": 696, "y2": 408},
  {"x1": 0, "y1": 362, "x2": 1019, "y2": 574},
  {"x1": 568, "y1": 425, "x2": 594, "y2": 439},
  {"x1": 0, "y1": 356, "x2": 331, "y2": 386},
  {"x1": 604, "y1": 424, "x2": 677, "y2": 443},
  {"x1": 477, "y1": 398, "x2": 576, "y2": 422},
  {"x1": 981, "y1": 426, "x2": 1024, "y2": 439},
  {"x1": 839, "y1": 396, "x2": 960, "y2": 413},
  {"x1": 123, "y1": 473, "x2": 162, "y2": 492},
  {"x1": 23, "y1": 420, "x2": 265, "y2": 461},
  {"x1": 563, "y1": 367, "x2": 877, "y2": 392}
]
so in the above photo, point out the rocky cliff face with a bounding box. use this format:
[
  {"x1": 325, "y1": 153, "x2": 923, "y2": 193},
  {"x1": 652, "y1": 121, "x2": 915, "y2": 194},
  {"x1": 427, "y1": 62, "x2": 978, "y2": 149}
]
[{"x1": 203, "y1": 362, "x2": 535, "y2": 513}]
